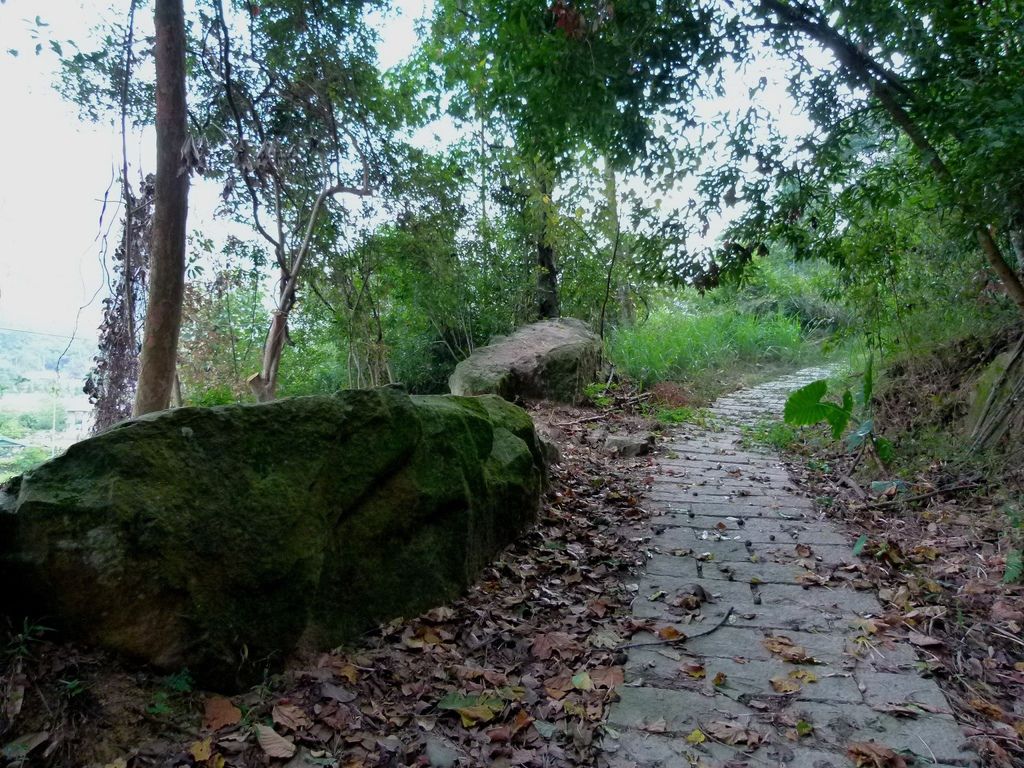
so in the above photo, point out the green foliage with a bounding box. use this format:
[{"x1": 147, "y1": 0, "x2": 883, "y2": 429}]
[
  {"x1": 1004, "y1": 550, "x2": 1023, "y2": 585},
  {"x1": 609, "y1": 304, "x2": 807, "y2": 388},
  {"x1": 653, "y1": 406, "x2": 696, "y2": 425},
  {"x1": 0, "y1": 447, "x2": 50, "y2": 483},
  {"x1": 583, "y1": 382, "x2": 615, "y2": 408},
  {"x1": 0, "y1": 330, "x2": 93, "y2": 394},
  {"x1": 782, "y1": 356, "x2": 894, "y2": 462},
  {"x1": 742, "y1": 420, "x2": 801, "y2": 452},
  {"x1": 13, "y1": 406, "x2": 68, "y2": 432},
  {"x1": 146, "y1": 668, "x2": 194, "y2": 716},
  {"x1": 0, "y1": 413, "x2": 27, "y2": 439},
  {"x1": 3, "y1": 618, "x2": 52, "y2": 662},
  {"x1": 650, "y1": 406, "x2": 716, "y2": 429},
  {"x1": 783, "y1": 380, "x2": 853, "y2": 439}
]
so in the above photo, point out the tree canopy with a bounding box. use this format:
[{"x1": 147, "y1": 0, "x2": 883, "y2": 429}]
[{"x1": 38, "y1": 0, "x2": 1024, "y2": 407}]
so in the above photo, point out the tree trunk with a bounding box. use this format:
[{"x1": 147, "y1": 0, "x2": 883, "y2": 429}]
[
  {"x1": 134, "y1": 0, "x2": 189, "y2": 416},
  {"x1": 247, "y1": 180, "x2": 370, "y2": 402},
  {"x1": 536, "y1": 237, "x2": 560, "y2": 319},
  {"x1": 247, "y1": 280, "x2": 293, "y2": 402},
  {"x1": 535, "y1": 174, "x2": 560, "y2": 320},
  {"x1": 598, "y1": 161, "x2": 621, "y2": 340},
  {"x1": 759, "y1": 0, "x2": 1024, "y2": 315}
]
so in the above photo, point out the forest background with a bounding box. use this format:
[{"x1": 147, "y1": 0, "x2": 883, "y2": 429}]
[{"x1": 0, "y1": 0, "x2": 1021, "y2": 485}]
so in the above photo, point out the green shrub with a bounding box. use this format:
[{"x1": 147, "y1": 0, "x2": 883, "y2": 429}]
[
  {"x1": 608, "y1": 307, "x2": 807, "y2": 387},
  {"x1": 0, "y1": 446, "x2": 50, "y2": 482},
  {"x1": 16, "y1": 406, "x2": 67, "y2": 432}
]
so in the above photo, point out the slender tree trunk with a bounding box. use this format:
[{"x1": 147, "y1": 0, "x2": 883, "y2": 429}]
[
  {"x1": 535, "y1": 174, "x2": 560, "y2": 319},
  {"x1": 247, "y1": 279, "x2": 293, "y2": 402},
  {"x1": 134, "y1": 0, "x2": 190, "y2": 415},
  {"x1": 598, "y1": 161, "x2": 621, "y2": 340},
  {"x1": 247, "y1": 176, "x2": 370, "y2": 402},
  {"x1": 537, "y1": 238, "x2": 560, "y2": 319}
]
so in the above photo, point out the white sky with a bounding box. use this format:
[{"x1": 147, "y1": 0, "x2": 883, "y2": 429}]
[
  {"x1": 0, "y1": 1, "x2": 815, "y2": 343},
  {"x1": 0, "y1": 0, "x2": 427, "y2": 341}
]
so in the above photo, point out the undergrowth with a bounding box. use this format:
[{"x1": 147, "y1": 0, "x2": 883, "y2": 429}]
[{"x1": 607, "y1": 307, "x2": 814, "y2": 390}]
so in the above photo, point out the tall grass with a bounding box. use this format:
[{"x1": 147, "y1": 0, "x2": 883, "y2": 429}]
[{"x1": 608, "y1": 307, "x2": 809, "y2": 387}]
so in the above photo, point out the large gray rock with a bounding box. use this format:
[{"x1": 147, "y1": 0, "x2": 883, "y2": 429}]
[
  {"x1": 449, "y1": 318, "x2": 601, "y2": 404},
  {"x1": 0, "y1": 388, "x2": 545, "y2": 689}
]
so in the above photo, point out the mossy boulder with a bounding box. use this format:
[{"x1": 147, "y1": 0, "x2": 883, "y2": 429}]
[
  {"x1": 449, "y1": 318, "x2": 601, "y2": 404},
  {"x1": 0, "y1": 388, "x2": 544, "y2": 688}
]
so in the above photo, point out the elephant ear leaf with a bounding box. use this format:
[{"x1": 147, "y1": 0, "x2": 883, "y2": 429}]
[
  {"x1": 783, "y1": 380, "x2": 829, "y2": 425},
  {"x1": 783, "y1": 380, "x2": 852, "y2": 439}
]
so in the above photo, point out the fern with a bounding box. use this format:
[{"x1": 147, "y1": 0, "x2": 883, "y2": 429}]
[{"x1": 1004, "y1": 549, "x2": 1023, "y2": 584}]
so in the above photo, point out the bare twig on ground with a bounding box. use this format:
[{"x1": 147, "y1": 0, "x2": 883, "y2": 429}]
[
  {"x1": 862, "y1": 483, "x2": 981, "y2": 509},
  {"x1": 615, "y1": 607, "x2": 735, "y2": 650}
]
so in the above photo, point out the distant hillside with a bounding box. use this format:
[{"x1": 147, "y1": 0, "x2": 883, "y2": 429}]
[{"x1": 0, "y1": 329, "x2": 97, "y2": 393}]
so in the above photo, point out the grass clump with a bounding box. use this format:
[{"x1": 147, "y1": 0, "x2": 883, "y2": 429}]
[
  {"x1": 741, "y1": 419, "x2": 804, "y2": 452},
  {"x1": 608, "y1": 307, "x2": 811, "y2": 390}
]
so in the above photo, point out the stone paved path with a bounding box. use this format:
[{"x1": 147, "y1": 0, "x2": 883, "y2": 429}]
[{"x1": 601, "y1": 368, "x2": 975, "y2": 768}]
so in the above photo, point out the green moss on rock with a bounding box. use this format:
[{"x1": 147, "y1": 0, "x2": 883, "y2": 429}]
[{"x1": 0, "y1": 389, "x2": 544, "y2": 689}]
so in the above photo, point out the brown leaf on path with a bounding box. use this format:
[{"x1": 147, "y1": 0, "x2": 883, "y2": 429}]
[
  {"x1": 255, "y1": 725, "x2": 296, "y2": 759},
  {"x1": 509, "y1": 709, "x2": 533, "y2": 736},
  {"x1": 872, "y1": 703, "x2": 920, "y2": 718},
  {"x1": 846, "y1": 741, "x2": 907, "y2": 768},
  {"x1": 657, "y1": 625, "x2": 685, "y2": 641},
  {"x1": 531, "y1": 631, "x2": 579, "y2": 660},
  {"x1": 487, "y1": 725, "x2": 512, "y2": 743},
  {"x1": 795, "y1": 571, "x2": 828, "y2": 586},
  {"x1": 770, "y1": 676, "x2": 801, "y2": 694},
  {"x1": 795, "y1": 544, "x2": 813, "y2": 558},
  {"x1": 705, "y1": 720, "x2": 762, "y2": 746},
  {"x1": 907, "y1": 630, "x2": 943, "y2": 648},
  {"x1": 590, "y1": 665, "x2": 624, "y2": 689},
  {"x1": 544, "y1": 673, "x2": 574, "y2": 700},
  {"x1": 763, "y1": 635, "x2": 818, "y2": 663},
  {"x1": 680, "y1": 662, "x2": 706, "y2": 679},
  {"x1": 202, "y1": 696, "x2": 241, "y2": 731},
  {"x1": 272, "y1": 702, "x2": 312, "y2": 731},
  {"x1": 968, "y1": 697, "x2": 1007, "y2": 721}
]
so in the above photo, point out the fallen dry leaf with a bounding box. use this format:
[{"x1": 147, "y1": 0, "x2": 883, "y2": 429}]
[
  {"x1": 907, "y1": 630, "x2": 943, "y2": 648},
  {"x1": 531, "y1": 631, "x2": 579, "y2": 660},
  {"x1": 590, "y1": 666, "x2": 624, "y2": 689},
  {"x1": 656, "y1": 626, "x2": 685, "y2": 641},
  {"x1": 847, "y1": 741, "x2": 908, "y2": 768},
  {"x1": 189, "y1": 738, "x2": 213, "y2": 762},
  {"x1": 680, "y1": 662, "x2": 706, "y2": 679},
  {"x1": 705, "y1": 720, "x2": 762, "y2": 746},
  {"x1": 272, "y1": 702, "x2": 311, "y2": 731},
  {"x1": 770, "y1": 676, "x2": 801, "y2": 694},
  {"x1": 254, "y1": 725, "x2": 296, "y2": 759},
  {"x1": 763, "y1": 635, "x2": 818, "y2": 663},
  {"x1": 637, "y1": 717, "x2": 667, "y2": 733},
  {"x1": 968, "y1": 697, "x2": 1007, "y2": 721},
  {"x1": 202, "y1": 696, "x2": 241, "y2": 731}
]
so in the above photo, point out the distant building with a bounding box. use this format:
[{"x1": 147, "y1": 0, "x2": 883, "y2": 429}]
[
  {"x1": 64, "y1": 395, "x2": 94, "y2": 439},
  {"x1": 0, "y1": 435, "x2": 27, "y2": 456}
]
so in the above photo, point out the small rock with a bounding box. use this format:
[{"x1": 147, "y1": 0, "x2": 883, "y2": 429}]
[
  {"x1": 424, "y1": 735, "x2": 460, "y2": 768},
  {"x1": 605, "y1": 433, "x2": 655, "y2": 458}
]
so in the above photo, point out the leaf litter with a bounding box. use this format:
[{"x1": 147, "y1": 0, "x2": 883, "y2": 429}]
[{"x1": 0, "y1": 401, "x2": 656, "y2": 767}]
